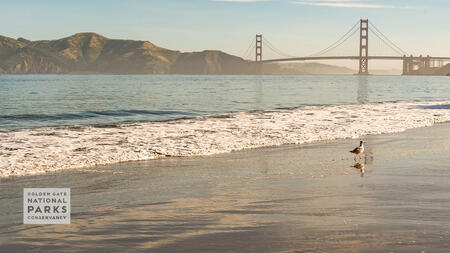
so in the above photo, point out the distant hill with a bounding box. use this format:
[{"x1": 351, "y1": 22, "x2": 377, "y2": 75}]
[
  {"x1": 275, "y1": 62, "x2": 354, "y2": 75},
  {"x1": 170, "y1": 50, "x2": 260, "y2": 74},
  {"x1": 432, "y1": 63, "x2": 450, "y2": 76},
  {"x1": 0, "y1": 33, "x2": 265, "y2": 74},
  {"x1": 0, "y1": 33, "x2": 180, "y2": 74}
]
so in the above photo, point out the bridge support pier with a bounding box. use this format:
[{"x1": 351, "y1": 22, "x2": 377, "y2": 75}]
[
  {"x1": 358, "y1": 19, "x2": 369, "y2": 75},
  {"x1": 402, "y1": 55, "x2": 443, "y2": 75},
  {"x1": 402, "y1": 56, "x2": 408, "y2": 75},
  {"x1": 402, "y1": 55, "x2": 421, "y2": 75}
]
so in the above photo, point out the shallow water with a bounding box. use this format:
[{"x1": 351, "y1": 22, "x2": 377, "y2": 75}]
[
  {"x1": 1, "y1": 124, "x2": 449, "y2": 252},
  {"x1": 1, "y1": 74, "x2": 450, "y2": 130}
]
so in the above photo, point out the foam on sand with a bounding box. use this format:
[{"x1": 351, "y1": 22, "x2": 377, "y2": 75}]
[{"x1": 1, "y1": 101, "x2": 450, "y2": 177}]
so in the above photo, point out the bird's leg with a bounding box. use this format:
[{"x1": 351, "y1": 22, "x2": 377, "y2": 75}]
[{"x1": 354, "y1": 156, "x2": 357, "y2": 161}]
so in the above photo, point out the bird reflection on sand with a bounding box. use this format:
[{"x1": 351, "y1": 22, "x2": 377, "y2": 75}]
[
  {"x1": 352, "y1": 163, "x2": 365, "y2": 176},
  {"x1": 351, "y1": 151, "x2": 374, "y2": 176}
]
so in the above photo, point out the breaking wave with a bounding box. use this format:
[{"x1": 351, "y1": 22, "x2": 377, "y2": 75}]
[{"x1": 1, "y1": 101, "x2": 450, "y2": 177}]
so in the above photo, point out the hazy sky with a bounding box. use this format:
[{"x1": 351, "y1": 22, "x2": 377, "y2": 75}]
[{"x1": 2, "y1": 0, "x2": 450, "y2": 69}]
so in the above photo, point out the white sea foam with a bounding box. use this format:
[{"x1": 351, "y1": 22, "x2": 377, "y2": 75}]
[{"x1": 1, "y1": 101, "x2": 450, "y2": 177}]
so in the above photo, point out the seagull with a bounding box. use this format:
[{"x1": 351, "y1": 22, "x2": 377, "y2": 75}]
[{"x1": 350, "y1": 141, "x2": 365, "y2": 161}]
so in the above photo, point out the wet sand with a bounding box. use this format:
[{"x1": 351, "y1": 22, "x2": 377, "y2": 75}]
[{"x1": 1, "y1": 123, "x2": 450, "y2": 252}]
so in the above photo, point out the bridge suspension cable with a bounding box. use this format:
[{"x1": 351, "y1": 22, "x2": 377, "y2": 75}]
[
  {"x1": 241, "y1": 36, "x2": 256, "y2": 60},
  {"x1": 370, "y1": 29, "x2": 404, "y2": 56},
  {"x1": 262, "y1": 36, "x2": 297, "y2": 58},
  {"x1": 246, "y1": 18, "x2": 413, "y2": 66},
  {"x1": 307, "y1": 20, "x2": 360, "y2": 57},
  {"x1": 368, "y1": 21, "x2": 408, "y2": 56}
]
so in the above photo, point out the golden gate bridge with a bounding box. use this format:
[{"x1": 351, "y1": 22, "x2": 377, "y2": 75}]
[{"x1": 241, "y1": 19, "x2": 450, "y2": 75}]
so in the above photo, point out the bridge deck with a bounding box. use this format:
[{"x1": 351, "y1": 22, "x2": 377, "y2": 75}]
[{"x1": 261, "y1": 56, "x2": 450, "y2": 63}]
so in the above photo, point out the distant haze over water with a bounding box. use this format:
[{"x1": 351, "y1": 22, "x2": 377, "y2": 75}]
[{"x1": 0, "y1": 74, "x2": 449, "y2": 130}]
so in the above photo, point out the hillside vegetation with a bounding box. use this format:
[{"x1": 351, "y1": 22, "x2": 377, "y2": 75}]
[{"x1": 0, "y1": 33, "x2": 259, "y2": 74}]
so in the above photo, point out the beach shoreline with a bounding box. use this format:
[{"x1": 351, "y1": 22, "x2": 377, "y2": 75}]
[{"x1": 1, "y1": 100, "x2": 450, "y2": 178}]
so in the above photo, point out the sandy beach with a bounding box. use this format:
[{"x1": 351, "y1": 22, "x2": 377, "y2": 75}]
[{"x1": 1, "y1": 122, "x2": 449, "y2": 252}]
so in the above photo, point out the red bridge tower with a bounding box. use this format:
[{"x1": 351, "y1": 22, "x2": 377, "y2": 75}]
[
  {"x1": 359, "y1": 19, "x2": 369, "y2": 75},
  {"x1": 256, "y1": 34, "x2": 262, "y2": 62}
]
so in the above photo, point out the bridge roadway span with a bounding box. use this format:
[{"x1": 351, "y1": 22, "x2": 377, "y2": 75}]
[{"x1": 261, "y1": 56, "x2": 450, "y2": 63}]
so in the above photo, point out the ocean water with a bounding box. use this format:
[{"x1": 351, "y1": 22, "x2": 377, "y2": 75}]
[{"x1": 1, "y1": 74, "x2": 449, "y2": 130}]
